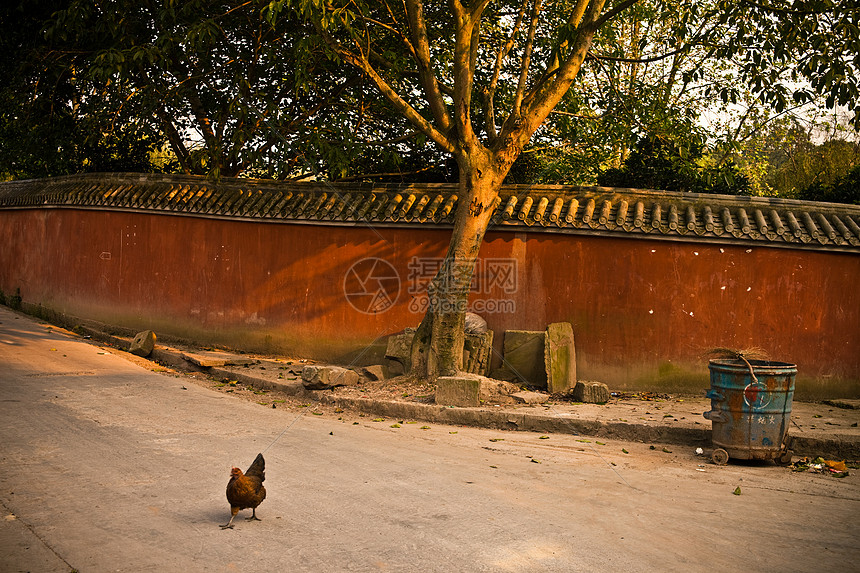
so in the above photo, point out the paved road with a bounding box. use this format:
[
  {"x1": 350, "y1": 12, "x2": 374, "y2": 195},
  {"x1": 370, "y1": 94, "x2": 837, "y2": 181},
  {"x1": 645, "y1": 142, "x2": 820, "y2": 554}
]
[{"x1": 1, "y1": 307, "x2": 858, "y2": 572}]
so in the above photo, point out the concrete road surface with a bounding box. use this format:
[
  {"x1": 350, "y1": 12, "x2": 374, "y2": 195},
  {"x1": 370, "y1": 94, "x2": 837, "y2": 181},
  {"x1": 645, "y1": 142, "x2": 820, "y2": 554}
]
[{"x1": 1, "y1": 306, "x2": 858, "y2": 572}]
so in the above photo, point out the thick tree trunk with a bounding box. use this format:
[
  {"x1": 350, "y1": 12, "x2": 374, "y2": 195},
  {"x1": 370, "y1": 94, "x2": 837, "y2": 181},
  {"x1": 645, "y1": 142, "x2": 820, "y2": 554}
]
[{"x1": 410, "y1": 150, "x2": 506, "y2": 379}]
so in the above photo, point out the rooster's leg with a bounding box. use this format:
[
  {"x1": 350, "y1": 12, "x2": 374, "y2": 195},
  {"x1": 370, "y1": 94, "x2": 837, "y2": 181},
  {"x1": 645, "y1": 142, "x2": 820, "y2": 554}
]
[
  {"x1": 220, "y1": 507, "x2": 239, "y2": 529},
  {"x1": 246, "y1": 508, "x2": 261, "y2": 522}
]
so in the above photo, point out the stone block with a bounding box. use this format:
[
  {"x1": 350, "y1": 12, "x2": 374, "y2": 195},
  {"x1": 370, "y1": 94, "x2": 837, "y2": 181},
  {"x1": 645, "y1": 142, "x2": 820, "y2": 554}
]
[
  {"x1": 361, "y1": 365, "x2": 386, "y2": 381},
  {"x1": 302, "y1": 365, "x2": 359, "y2": 390},
  {"x1": 493, "y1": 330, "x2": 546, "y2": 387},
  {"x1": 544, "y1": 322, "x2": 576, "y2": 394},
  {"x1": 129, "y1": 330, "x2": 156, "y2": 357},
  {"x1": 435, "y1": 375, "x2": 482, "y2": 407},
  {"x1": 572, "y1": 381, "x2": 611, "y2": 404},
  {"x1": 385, "y1": 358, "x2": 405, "y2": 377},
  {"x1": 384, "y1": 330, "x2": 415, "y2": 370},
  {"x1": 479, "y1": 378, "x2": 521, "y2": 404},
  {"x1": 463, "y1": 331, "x2": 494, "y2": 376}
]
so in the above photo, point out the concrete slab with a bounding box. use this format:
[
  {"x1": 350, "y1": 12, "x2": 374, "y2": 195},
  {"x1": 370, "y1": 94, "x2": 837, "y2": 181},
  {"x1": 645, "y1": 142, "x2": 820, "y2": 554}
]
[{"x1": 180, "y1": 350, "x2": 255, "y2": 367}]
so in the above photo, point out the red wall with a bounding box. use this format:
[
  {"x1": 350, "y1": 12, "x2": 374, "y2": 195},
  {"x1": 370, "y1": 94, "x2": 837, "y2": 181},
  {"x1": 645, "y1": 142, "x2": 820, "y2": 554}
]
[{"x1": 1, "y1": 208, "x2": 858, "y2": 399}]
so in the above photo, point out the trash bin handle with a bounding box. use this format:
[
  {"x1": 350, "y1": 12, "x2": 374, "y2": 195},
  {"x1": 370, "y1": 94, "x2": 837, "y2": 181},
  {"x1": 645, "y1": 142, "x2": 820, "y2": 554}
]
[{"x1": 703, "y1": 410, "x2": 727, "y2": 423}]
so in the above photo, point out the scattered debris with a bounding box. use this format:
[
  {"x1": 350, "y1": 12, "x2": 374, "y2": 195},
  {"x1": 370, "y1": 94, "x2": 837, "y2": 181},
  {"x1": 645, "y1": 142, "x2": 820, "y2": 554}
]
[
  {"x1": 611, "y1": 391, "x2": 671, "y2": 401},
  {"x1": 790, "y1": 457, "x2": 852, "y2": 478},
  {"x1": 695, "y1": 447, "x2": 704, "y2": 455}
]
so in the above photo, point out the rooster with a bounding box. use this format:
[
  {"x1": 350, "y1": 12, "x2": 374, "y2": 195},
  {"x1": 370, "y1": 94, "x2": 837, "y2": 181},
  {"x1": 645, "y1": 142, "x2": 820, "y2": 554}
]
[{"x1": 221, "y1": 453, "x2": 266, "y2": 529}]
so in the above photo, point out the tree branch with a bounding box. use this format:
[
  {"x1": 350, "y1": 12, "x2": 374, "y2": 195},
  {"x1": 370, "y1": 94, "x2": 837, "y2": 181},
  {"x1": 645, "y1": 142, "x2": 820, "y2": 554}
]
[
  {"x1": 484, "y1": 0, "x2": 530, "y2": 141},
  {"x1": 405, "y1": 0, "x2": 452, "y2": 132},
  {"x1": 513, "y1": 0, "x2": 542, "y2": 118},
  {"x1": 507, "y1": 0, "x2": 611, "y2": 153},
  {"x1": 592, "y1": 0, "x2": 641, "y2": 30},
  {"x1": 312, "y1": 13, "x2": 456, "y2": 154},
  {"x1": 587, "y1": 46, "x2": 686, "y2": 64}
]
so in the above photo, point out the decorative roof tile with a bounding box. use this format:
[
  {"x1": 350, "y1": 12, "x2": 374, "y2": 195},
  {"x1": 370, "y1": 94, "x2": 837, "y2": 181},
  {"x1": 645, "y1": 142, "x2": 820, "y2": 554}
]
[{"x1": 1, "y1": 173, "x2": 858, "y2": 253}]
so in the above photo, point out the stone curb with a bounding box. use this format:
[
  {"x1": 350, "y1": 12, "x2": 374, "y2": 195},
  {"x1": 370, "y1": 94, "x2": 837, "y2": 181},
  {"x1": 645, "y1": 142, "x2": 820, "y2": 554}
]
[{"x1": 319, "y1": 395, "x2": 713, "y2": 448}]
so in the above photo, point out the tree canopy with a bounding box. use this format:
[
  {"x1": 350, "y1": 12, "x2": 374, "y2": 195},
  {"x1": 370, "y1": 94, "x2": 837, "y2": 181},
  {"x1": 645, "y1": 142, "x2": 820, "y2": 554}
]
[{"x1": 2, "y1": 1, "x2": 857, "y2": 189}]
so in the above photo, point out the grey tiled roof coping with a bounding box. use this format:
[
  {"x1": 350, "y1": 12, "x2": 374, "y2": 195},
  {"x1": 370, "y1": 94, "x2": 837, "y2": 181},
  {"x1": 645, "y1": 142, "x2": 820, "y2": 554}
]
[{"x1": 1, "y1": 172, "x2": 858, "y2": 253}]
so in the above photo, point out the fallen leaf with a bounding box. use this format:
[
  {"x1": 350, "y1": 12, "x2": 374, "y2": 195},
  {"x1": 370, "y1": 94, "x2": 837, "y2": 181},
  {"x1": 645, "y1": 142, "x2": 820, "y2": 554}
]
[
  {"x1": 622, "y1": 448, "x2": 629, "y2": 454},
  {"x1": 539, "y1": 436, "x2": 549, "y2": 440},
  {"x1": 733, "y1": 486, "x2": 742, "y2": 495},
  {"x1": 531, "y1": 459, "x2": 542, "y2": 464},
  {"x1": 390, "y1": 423, "x2": 401, "y2": 428},
  {"x1": 662, "y1": 447, "x2": 672, "y2": 453}
]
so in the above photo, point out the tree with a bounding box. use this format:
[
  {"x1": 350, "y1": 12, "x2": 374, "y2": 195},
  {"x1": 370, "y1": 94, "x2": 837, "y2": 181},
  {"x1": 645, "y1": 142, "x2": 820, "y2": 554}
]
[
  {"x1": 597, "y1": 133, "x2": 751, "y2": 194},
  {"x1": 277, "y1": 0, "x2": 640, "y2": 378},
  {"x1": 0, "y1": 0, "x2": 167, "y2": 179},
  {"x1": 799, "y1": 164, "x2": 860, "y2": 205},
  {"x1": 276, "y1": 0, "x2": 859, "y2": 381},
  {"x1": 3, "y1": 0, "x2": 432, "y2": 181}
]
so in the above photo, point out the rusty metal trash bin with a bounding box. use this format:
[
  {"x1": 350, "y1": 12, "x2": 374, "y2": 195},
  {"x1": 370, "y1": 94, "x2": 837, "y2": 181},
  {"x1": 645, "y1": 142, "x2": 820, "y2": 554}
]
[{"x1": 703, "y1": 359, "x2": 796, "y2": 465}]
